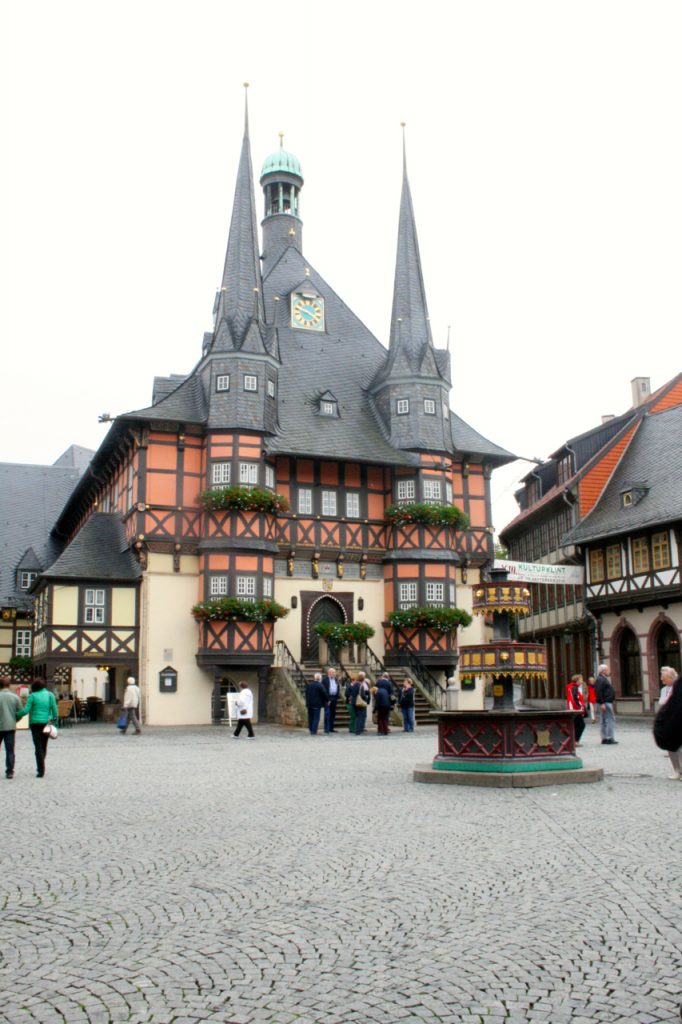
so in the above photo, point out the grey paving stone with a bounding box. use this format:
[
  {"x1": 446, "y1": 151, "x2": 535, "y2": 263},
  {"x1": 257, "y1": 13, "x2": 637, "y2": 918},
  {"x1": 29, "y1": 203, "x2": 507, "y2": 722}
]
[{"x1": 1, "y1": 719, "x2": 680, "y2": 1024}]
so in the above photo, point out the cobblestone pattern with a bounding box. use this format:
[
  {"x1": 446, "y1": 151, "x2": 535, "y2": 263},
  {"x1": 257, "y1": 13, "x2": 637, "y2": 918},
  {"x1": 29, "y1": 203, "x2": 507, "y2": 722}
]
[{"x1": 1, "y1": 719, "x2": 680, "y2": 1023}]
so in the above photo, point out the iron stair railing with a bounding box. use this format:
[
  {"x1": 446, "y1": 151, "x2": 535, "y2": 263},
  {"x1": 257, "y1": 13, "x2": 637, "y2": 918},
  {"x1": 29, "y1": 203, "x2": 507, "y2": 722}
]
[
  {"x1": 395, "y1": 646, "x2": 446, "y2": 706},
  {"x1": 364, "y1": 643, "x2": 385, "y2": 678},
  {"x1": 274, "y1": 640, "x2": 308, "y2": 698}
]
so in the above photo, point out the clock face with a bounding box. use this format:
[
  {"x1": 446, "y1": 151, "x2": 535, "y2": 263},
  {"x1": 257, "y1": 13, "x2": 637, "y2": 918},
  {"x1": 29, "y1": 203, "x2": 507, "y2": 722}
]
[{"x1": 291, "y1": 293, "x2": 325, "y2": 331}]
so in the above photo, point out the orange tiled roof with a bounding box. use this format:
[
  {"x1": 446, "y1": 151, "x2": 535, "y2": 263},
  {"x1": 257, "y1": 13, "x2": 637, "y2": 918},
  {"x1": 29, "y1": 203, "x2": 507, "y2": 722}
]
[{"x1": 578, "y1": 423, "x2": 639, "y2": 518}]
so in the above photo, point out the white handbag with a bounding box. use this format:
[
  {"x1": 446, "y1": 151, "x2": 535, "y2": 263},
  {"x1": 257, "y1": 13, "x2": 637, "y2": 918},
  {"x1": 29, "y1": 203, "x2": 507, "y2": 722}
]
[{"x1": 43, "y1": 724, "x2": 58, "y2": 739}]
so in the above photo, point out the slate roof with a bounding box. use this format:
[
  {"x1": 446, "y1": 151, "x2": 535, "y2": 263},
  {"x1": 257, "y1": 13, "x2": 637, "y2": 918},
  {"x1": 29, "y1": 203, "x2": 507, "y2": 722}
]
[
  {"x1": 213, "y1": 96, "x2": 266, "y2": 352},
  {"x1": 372, "y1": 148, "x2": 443, "y2": 386},
  {"x1": 0, "y1": 449, "x2": 93, "y2": 608},
  {"x1": 448, "y1": 411, "x2": 514, "y2": 463},
  {"x1": 42, "y1": 513, "x2": 141, "y2": 581},
  {"x1": 120, "y1": 371, "x2": 208, "y2": 425},
  {"x1": 152, "y1": 375, "x2": 188, "y2": 404},
  {"x1": 564, "y1": 405, "x2": 682, "y2": 544},
  {"x1": 262, "y1": 249, "x2": 415, "y2": 465}
]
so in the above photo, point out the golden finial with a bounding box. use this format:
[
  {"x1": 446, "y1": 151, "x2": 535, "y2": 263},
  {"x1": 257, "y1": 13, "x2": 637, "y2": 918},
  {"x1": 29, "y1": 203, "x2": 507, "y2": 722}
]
[
  {"x1": 279, "y1": 131, "x2": 285, "y2": 148},
  {"x1": 243, "y1": 82, "x2": 249, "y2": 89}
]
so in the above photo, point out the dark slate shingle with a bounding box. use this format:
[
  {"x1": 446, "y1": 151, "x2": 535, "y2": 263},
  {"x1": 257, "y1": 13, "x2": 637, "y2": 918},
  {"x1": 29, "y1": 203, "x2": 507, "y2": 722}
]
[
  {"x1": 0, "y1": 458, "x2": 92, "y2": 606},
  {"x1": 565, "y1": 406, "x2": 682, "y2": 544},
  {"x1": 42, "y1": 513, "x2": 141, "y2": 581}
]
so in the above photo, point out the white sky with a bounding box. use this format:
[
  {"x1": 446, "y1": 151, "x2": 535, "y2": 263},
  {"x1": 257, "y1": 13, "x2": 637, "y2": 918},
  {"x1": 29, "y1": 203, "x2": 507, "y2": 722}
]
[{"x1": 4, "y1": 1, "x2": 681, "y2": 535}]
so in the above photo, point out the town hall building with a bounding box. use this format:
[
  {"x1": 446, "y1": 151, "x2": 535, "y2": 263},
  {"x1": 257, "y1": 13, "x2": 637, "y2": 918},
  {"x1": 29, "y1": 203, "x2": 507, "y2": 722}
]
[{"x1": 19, "y1": 96, "x2": 514, "y2": 725}]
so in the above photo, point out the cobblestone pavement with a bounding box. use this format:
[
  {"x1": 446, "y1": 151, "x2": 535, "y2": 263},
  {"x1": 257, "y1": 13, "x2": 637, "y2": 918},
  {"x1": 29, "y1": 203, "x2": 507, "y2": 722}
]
[{"x1": 1, "y1": 717, "x2": 680, "y2": 1024}]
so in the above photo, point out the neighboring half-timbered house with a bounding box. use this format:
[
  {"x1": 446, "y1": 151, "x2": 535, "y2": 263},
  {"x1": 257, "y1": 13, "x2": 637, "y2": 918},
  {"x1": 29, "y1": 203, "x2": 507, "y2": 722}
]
[
  {"x1": 0, "y1": 447, "x2": 93, "y2": 687},
  {"x1": 500, "y1": 374, "x2": 682, "y2": 710},
  {"x1": 564, "y1": 400, "x2": 682, "y2": 712},
  {"x1": 28, "y1": 98, "x2": 514, "y2": 725}
]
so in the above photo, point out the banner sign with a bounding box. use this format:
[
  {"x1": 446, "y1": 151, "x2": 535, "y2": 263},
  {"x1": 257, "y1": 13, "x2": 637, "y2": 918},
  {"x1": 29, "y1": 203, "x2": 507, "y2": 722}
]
[{"x1": 493, "y1": 559, "x2": 584, "y2": 586}]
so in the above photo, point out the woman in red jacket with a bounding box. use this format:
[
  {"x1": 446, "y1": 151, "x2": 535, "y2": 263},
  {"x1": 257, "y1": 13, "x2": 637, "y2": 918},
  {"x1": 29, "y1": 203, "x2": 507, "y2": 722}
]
[{"x1": 566, "y1": 673, "x2": 586, "y2": 746}]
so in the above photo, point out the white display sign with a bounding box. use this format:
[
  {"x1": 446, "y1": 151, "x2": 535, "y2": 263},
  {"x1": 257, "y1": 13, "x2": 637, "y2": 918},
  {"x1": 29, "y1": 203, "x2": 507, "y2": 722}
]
[{"x1": 493, "y1": 559, "x2": 584, "y2": 586}]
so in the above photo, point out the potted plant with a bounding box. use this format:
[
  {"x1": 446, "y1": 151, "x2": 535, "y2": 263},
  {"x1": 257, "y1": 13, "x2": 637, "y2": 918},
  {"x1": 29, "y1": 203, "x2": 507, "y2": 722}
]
[
  {"x1": 199, "y1": 485, "x2": 290, "y2": 515},
  {"x1": 314, "y1": 621, "x2": 375, "y2": 664},
  {"x1": 386, "y1": 606, "x2": 472, "y2": 632},
  {"x1": 191, "y1": 597, "x2": 289, "y2": 623},
  {"x1": 384, "y1": 502, "x2": 469, "y2": 529}
]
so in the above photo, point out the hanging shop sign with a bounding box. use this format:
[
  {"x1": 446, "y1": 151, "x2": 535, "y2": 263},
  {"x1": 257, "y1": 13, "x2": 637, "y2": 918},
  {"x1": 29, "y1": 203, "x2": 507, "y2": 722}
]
[{"x1": 493, "y1": 559, "x2": 584, "y2": 586}]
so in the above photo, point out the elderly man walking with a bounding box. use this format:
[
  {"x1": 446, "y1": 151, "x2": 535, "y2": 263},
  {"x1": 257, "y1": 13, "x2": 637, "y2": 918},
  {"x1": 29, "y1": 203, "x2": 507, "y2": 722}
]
[
  {"x1": 595, "y1": 663, "x2": 617, "y2": 744},
  {"x1": 121, "y1": 676, "x2": 142, "y2": 735}
]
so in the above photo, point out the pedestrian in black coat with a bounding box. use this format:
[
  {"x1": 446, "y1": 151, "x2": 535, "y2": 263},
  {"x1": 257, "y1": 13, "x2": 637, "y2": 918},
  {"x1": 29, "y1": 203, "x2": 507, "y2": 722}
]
[
  {"x1": 373, "y1": 684, "x2": 391, "y2": 735},
  {"x1": 305, "y1": 673, "x2": 329, "y2": 735}
]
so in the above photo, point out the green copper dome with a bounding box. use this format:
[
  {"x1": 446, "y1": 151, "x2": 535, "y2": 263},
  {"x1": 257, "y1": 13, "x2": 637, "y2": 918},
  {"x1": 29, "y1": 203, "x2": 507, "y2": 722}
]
[{"x1": 260, "y1": 145, "x2": 303, "y2": 180}]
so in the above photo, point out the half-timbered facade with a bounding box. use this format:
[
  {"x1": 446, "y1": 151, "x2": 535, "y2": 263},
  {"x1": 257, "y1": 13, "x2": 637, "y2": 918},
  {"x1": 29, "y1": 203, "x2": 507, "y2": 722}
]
[
  {"x1": 0, "y1": 447, "x2": 93, "y2": 688},
  {"x1": 28, "y1": 98, "x2": 514, "y2": 724},
  {"x1": 500, "y1": 374, "x2": 682, "y2": 709}
]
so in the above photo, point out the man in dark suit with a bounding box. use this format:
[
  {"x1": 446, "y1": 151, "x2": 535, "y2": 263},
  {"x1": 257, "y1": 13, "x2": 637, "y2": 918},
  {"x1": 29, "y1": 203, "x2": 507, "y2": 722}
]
[
  {"x1": 321, "y1": 667, "x2": 340, "y2": 733},
  {"x1": 305, "y1": 673, "x2": 328, "y2": 735}
]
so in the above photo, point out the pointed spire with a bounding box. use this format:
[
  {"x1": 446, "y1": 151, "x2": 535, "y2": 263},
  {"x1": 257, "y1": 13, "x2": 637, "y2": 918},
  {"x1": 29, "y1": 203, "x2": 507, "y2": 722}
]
[
  {"x1": 215, "y1": 83, "x2": 265, "y2": 350},
  {"x1": 386, "y1": 123, "x2": 434, "y2": 371}
]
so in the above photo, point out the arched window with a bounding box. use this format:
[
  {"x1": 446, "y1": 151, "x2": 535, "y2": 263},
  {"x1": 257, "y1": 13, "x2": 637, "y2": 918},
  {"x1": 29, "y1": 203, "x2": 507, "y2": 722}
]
[
  {"x1": 619, "y1": 628, "x2": 642, "y2": 697},
  {"x1": 656, "y1": 623, "x2": 681, "y2": 676}
]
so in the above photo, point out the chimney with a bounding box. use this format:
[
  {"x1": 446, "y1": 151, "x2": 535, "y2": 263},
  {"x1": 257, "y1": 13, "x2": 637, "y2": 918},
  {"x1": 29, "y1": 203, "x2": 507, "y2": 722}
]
[{"x1": 631, "y1": 376, "x2": 651, "y2": 408}]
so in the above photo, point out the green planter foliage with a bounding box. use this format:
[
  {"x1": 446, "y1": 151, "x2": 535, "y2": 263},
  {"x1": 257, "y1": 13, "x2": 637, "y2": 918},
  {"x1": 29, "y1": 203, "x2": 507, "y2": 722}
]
[
  {"x1": 313, "y1": 621, "x2": 376, "y2": 646},
  {"x1": 384, "y1": 502, "x2": 469, "y2": 529},
  {"x1": 191, "y1": 598, "x2": 289, "y2": 623},
  {"x1": 199, "y1": 486, "x2": 290, "y2": 515},
  {"x1": 8, "y1": 655, "x2": 32, "y2": 670},
  {"x1": 387, "y1": 606, "x2": 472, "y2": 633}
]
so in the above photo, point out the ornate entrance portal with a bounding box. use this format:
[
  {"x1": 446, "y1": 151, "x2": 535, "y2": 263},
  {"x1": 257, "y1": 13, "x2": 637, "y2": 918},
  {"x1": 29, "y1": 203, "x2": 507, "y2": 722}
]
[{"x1": 301, "y1": 592, "x2": 353, "y2": 662}]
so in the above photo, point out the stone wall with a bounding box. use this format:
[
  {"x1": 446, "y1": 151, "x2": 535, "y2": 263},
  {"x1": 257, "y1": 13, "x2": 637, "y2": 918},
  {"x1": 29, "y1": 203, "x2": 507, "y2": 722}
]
[{"x1": 267, "y1": 667, "x2": 306, "y2": 728}]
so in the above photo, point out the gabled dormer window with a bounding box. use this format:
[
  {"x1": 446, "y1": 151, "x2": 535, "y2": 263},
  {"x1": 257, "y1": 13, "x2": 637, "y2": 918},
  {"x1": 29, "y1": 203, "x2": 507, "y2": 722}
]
[
  {"x1": 621, "y1": 482, "x2": 649, "y2": 508},
  {"x1": 19, "y1": 571, "x2": 37, "y2": 591},
  {"x1": 316, "y1": 391, "x2": 339, "y2": 417}
]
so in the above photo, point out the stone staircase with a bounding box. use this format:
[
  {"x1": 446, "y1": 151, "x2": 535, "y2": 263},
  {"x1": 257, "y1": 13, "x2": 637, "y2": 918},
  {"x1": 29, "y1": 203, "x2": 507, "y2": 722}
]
[{"x1": 300, "y1": 662, "x2": 438, "y2": 729}]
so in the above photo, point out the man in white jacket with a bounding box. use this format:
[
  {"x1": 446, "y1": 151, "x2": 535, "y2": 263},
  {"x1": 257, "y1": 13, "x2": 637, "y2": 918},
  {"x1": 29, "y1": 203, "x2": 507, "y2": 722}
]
[
  {"x1": 122, "y1": 676, "x2": 142, "y2": 735},
  {"x1": 233, "y1": 681, "x2": 255, "y2": 738}
]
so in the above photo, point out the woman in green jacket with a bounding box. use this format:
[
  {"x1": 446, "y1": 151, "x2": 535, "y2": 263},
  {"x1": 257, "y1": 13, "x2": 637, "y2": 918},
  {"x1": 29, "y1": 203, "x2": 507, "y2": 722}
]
[{"x1": 16, "y1": 680, "x2": 58, "y2": 777}]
